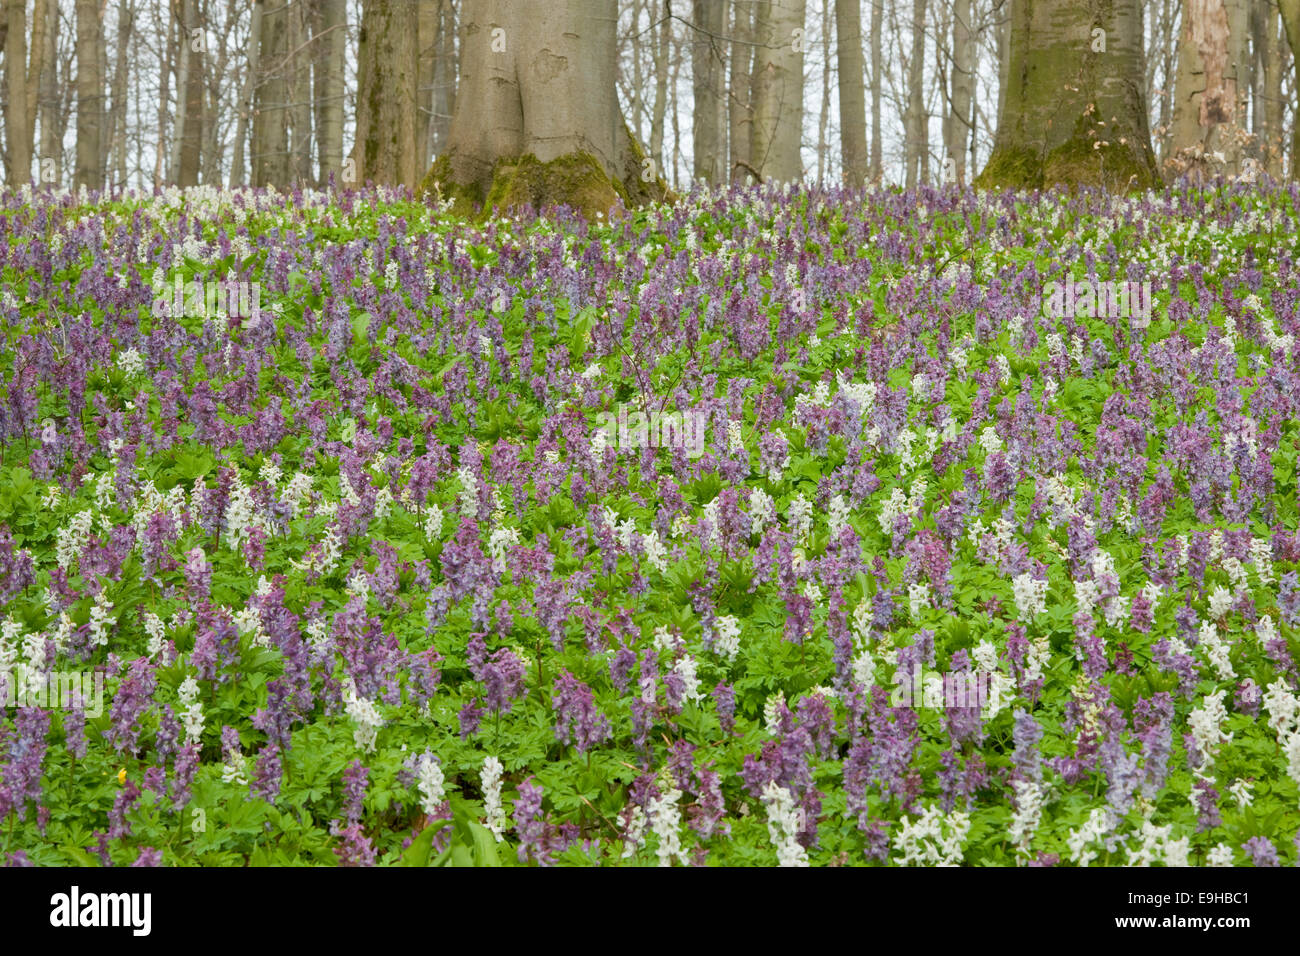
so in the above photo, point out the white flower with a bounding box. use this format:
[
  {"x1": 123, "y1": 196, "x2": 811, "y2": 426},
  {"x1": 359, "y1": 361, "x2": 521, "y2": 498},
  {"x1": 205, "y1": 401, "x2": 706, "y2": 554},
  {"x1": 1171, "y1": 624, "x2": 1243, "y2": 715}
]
[
  {"x1": 488, "y1": 524, "x2": 521, "y2": 574},
  {"x1": 1187, "y1": 690, "x2": 1232, "y2": 773},
  {"x1": 1008, "y1": 780, "x2": 1044, "y2": 851},
  {"x1": 456, "y1": 466, "x2": 480, "y2": 519},
  {"x1": 672, "y1": 654, "x2": 704, "y2": 703},
  {"x1": 908, "y1": 582, "x2": 931, "y2": 619},
  {"x1": 88, "y1": 591, "x2": 115, "y2": 647},
  {"x1": 710, "y1": 615, "x2": 742, "y2": 664},
  {"x1": 416, "y1": 752, "x2": 446, "y2": 816},
  {"x1": 117, "y1": 347, "x2": 146, "y2": 378},
  {"x1": 1228, "y1": 778, "x2": 1254, "y2": 809},
  {"x1": 892, "y1": 803, "x2": 970, "y2": 866},
  {"x1": 827, "y1": 494, "x2": 850, "y2": 539},
  {"x1": 787, "y1": 494, "x2": 813, "y2": 542},
  {"x1": 647, "y1": 786, "x2": 687, "y2": 867},
  {"x1": 764, "y1": 692, "x2": 786, "y2": 737},
  {"x1": 481, "y1": 756, "x2": 507, "y2": 840},
  {"x1": 760, "y1": 781, "x2": 809, "y2": 866},
  {"x1": 1011, "y1": 573, "x2": 1049, "y2": 620},
  {"x1": 423, "y1": 503, "x2": 444, "y2": 540},
  {"x1": 342, "y1": 678, "x2": 384, "y2": 753},
  {"x1": 1206, "y1": 842, "x2": 1235, "y2": 866}
]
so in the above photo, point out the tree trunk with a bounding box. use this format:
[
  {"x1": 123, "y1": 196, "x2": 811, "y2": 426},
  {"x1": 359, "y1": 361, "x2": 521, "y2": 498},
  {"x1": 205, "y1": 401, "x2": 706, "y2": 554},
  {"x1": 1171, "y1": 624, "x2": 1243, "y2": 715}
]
[
  {"x1": 1167, "y1": 0, "x2": 1251, "y2": 180},
  {"x1": 422, "y1": 0, "x2": 664, "y2": 216},
  {"x1": 4, "y1": 0, "x2": 31, "y2": 184},
  {"x1": 650, "y1": 0, "x2": 669, "y2": 170},
  {"x1": 38, "y1": 0, "x2": 60, "y2": 183},
  {"x1": 432, "y1": 0, "x2": 456, "y2": 156},
  {"x1": 314, "y1": 0, "x2": 345, "y2": 182},
  {"x1": 835, "y1": 0, "x2": 867, "y2": 186},
  {"x1": 904, "y1": 0, "x2": 926, "y2": 187},
  {"x1": 816, "y1": 0, "x2": 831, "y2": 184},
  {"x1": 869, "y1": 0, "x2": 881, "y2": 180},
  {"x1": 691, "y1": 0, "x2": 726, "y2": 184},
  {"x1": 179, "y1": 47, "x2": 203, "y2": 187},
  {"x1": 110, "y1": 1, "x2": 132, "y2": 189},
  {"x1": 24, "y1": 0, "x2": 44, "y2": 173},
  {"x1": 254, "y1": 0, "x2": 289, "y2": 186},
  {"x1": 1252, "y1": 0, "x2": 1284, "y2": 177},
  {"x1": 169, "y1": 0, "x2": 192, "y2": 184},
  {"x1": 729, "y1": 0, "x2": 755, "y2": 182},
  {"x1": 975, "y1": 0, "x2": 1161, "y2": 190},
  {"x1": 751, "y1": 0, "x2": 806, "y2": 183},
  {"x1": 943, "y1": 0, "x2": 973, "y2": 185},
  {"x1": 288, "y1": 0, "x2": 313, "y2": 183},
  {"x1": 353, "y1": 0, "x2": 419, "y2": 188},
  {"x1": 231, "y1": 0, "x2": 263, "y2": 187},
  {"x1": 75, "y1": 0, "x2": 104, "y2": 190},
  {"x1": 1278, "y1": 0, "x2": 1300, "y2": 177},
  {"x1": 418, "y1": 0, "x2": 437, "y2": 166}
]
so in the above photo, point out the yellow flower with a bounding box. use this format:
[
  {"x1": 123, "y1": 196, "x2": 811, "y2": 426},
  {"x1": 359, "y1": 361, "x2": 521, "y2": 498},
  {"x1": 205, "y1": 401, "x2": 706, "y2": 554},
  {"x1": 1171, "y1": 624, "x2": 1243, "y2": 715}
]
[{"x1": 117, "y1": 767, "x2": 127, "y2": 785}]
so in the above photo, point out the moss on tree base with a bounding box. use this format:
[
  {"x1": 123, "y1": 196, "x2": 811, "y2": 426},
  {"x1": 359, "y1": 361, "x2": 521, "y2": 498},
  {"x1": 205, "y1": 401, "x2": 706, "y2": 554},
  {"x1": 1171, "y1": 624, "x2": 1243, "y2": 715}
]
[
  {"x1": 419, "y1": 146, "x2": 671, "y2": 222},
  {"x1": 975, "y1": 136, "x2": 1161, "y2": 193}
]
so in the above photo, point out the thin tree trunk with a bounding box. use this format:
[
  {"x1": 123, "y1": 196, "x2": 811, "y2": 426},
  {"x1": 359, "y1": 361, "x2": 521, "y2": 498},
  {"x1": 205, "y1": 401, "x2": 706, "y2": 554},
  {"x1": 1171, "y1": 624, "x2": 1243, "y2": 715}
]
[
  {"x1": 835, "y1": 0, "x2": 867, "y2": 187},
  {"x1": 4, "y1": 0, "x2": 31, "y2": 184},
  {"x1": 110, "y1": 1, "x2": 132, "y2": 189},
  {"x1": 1256, "y1": 0, "x2": 1285, "y2": 176},
  {"x1": 817, "y1": 0, "x2": 831, "y2": 184},
  {"x1": 155, "y1": 0, "x2": 173, "y2": 185},
  {"x1": 75, "y1": 0, "x2": 104, "y2": 190},
  {"x1": 353, "y1": 0, "x2": 419, "y2": 188},
  {"x1": 288, "y1": 0, "x2": 313, "y2": 182},
  {"x1": 170, "y1": 0, "x2": 193, "y2": 184},
  {"x1": 751, "y1": 0, "x2": 806, "y2": 183},
  {"x1": 650, "y1": 0, "x2": 670, "y2": 169},
  {"x1": 869, "y1": 0, "x2": 881, "y2": 180},
  {"x1": 432, "y1": 0, "x2": 456, "y2": 155},
  {"x1": 691, "y1": 0, "x2": 726, "y2": 184},
  {"x1": 38, "y1": 0, "x2": 60, "y2": 183},
  {"x1": 1168, "y1": 0, "x2": 1251, "y2": 180},
  {"x1": 904, "y1": 0, "x2": 926, "y2": 187},
  {"x1": 231, "y1": 0, "x2": 263, "y2": 187},
  {"x1": 943, "y1": 0, "x2": 973, "y2": 185},
  {"x1": 314, "y1": 0, "x2": 344, "y2": 182},
  {"x1": 418, "y1": 0, "x2": 438, "y2": 166},
  {"x1": 729, "y1": 0, "x2": 755, "y2": 182},
  {"x1": 254, "y1": 0, "x2": 289, "y2": 186},
  {"x1": 1281, "y1": 0, "x2": 1300, "y2": 177}
]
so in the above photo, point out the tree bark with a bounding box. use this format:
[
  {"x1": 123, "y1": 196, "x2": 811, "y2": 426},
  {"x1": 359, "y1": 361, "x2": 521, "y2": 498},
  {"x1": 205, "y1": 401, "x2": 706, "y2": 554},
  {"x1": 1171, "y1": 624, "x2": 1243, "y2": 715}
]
[
  {"x1": 231, "y1": 0, "x2": 263, "y2": 187},
  {"x1": 38, "y1": 0, "x2": 60, "y2": 183},
  {"x1": 835, "y1": 0, "x2": 867, "y2": 186},
  {"x1": 4, "y1": 0, "x2": 31, "y2": 184},
  {"x1": 650, "y1": 0, "x2": 669, "y2": 169},
  {"x1": 432, "y1": 0, "x2": 456, "y2": 156},
  {"x1": 314, "y1": 0, "x2": 345, "y2": 182},
  {"x1": 729, "y1": 0, "x2": 755, "y2": 182},
  {"x1": 692, "y1": 0, "x2": 726, "y2": 184},
  {"x1": 75, "y1": 0, "x2": 104, "y2": 190},
  {"x1": 751, "y1": 0, "x2": 806, "y2": 183},
  {"x1": 110, "y1": 1, "x2": 133, "y2": 189},
  {"x1": 288, "y1": 0, "x2": 313, "y2": 183},
  {"x1": 353, "y1": 0, "x2": 419, "y2": 188},
  {"x1": 424, "y1": 0, "x2": 664, "y2": 216},
  {"x1": 1167, "y1": 0, "x2": 1251, "y2": 180},
  {"x1": 975, "y1": 0, "x2": 1161, "y2": 190},
  {"x1": 943, "y1": 0, "x2": 973, "y2": 185},
  {"x1": 1278, "y1": 0, "x2": 1300, "y2": 177},
  {"x1": 904, "y1": 0, "x2": 926, "y2": 187},
  {"x1": 869, "y1": 0, "x2": 881, "y2": 180},
  {"x1": 254, "y1": 0, "x2": 289, "y2": 186}
]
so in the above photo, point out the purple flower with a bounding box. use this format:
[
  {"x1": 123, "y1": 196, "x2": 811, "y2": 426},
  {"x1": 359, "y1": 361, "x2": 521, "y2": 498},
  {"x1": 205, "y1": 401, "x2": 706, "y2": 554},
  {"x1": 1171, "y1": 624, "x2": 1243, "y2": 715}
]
[
  {"x1": 1242, "y1": 836, "x2": 1279, "y2": 867},
  {"x1": 552, "y1": 671, "x2": 611, "y2": 753},
  {"x1": 104, "y1": 658, "x2": 156, "y2": 758}
]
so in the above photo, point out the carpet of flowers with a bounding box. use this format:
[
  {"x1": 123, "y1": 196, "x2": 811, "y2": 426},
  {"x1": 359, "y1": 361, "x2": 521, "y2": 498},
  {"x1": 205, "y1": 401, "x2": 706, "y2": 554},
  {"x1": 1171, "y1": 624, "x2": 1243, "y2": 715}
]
[{"x1": 1, "y1": 180, "x2": 1299, "y2": 866}]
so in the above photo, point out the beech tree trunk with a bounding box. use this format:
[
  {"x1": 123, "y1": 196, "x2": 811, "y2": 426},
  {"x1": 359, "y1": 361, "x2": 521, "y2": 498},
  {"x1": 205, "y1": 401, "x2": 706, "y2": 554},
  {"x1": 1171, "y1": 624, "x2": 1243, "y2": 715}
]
[
  {"x1": 904, "y1": 0, "x2": 926, "y2": 187},
  {"x1": 869, "y1": 0, "x2": 881, "y2": 180},
  {"x1": 231, "y1": 0, "x2": 263, "y2": 187},
  {"x1": 976, "y1": 0, "x2": 1160, "y2": 190},
  {"x1": 1279, "y1": 0, "x2": 1300, "y2": 177},
  {"x1": 254, "y1": 0, "x2": 289, "y2": 186},
  {"x1": 75, "y1": 0, "x2": 104, "y2": 190},
  {"x1": 3, "y1": 0, "x2": 31, "y2": 184},
  {"x1": 288, "y1": 0, "x2": 313, "y2": 183},
  {"x1": 353, "y1": 0, "x2": 419, "y2": 188},
  {"x1": 835, "y1": 0, "x2": 867, "y2": 187},
  {"x1": 943, "y1": 0, "x2": 974, "y2": 185},
  {"x1": 729, "y1": 0, "x2": 755, "y2": 182},
  {"x1": 314, "y1": 0, "x2": 345, "y2": 182},
  {"x1": 38, "y1": 0, "x2": 60, "y2": 183},
  {"x1": 432, "y1": 0, "x2": 456, "y2": 156},
  {"x1": 423, "y1": 0, "x2": 664, "y2": 217},
  {"x1": 751, "y1": 0, "x2": 806, "y2": 183},
  {"x1": 692, "y1": 0, "x2": 726, "y2": 184},
  {"x1": 1167, "y1": 0, "x2": 1251, "y2": 180}
]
